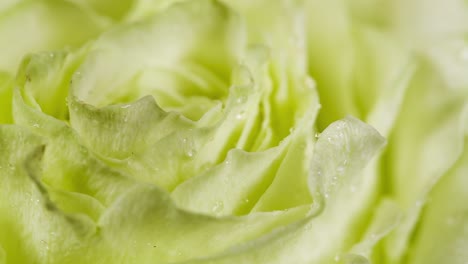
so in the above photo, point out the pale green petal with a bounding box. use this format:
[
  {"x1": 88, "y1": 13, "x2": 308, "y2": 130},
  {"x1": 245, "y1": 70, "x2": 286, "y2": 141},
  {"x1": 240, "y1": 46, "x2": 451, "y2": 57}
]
[
  {"x1": 381, "y1": 60, "x2": 468, "y2": 264},
  {"x1": 305, "y1": 0, "x2": 413, "y2": 134},
  {"x1": 0, "y1": 126, "x2": 96, "y2": 264},
  {"x1": 0, "y1": 72, "x2": 13, "y2": 123},
  {"x1": 0, "y1": 0, "x2": 110, "y2": 73},
  {"x1": 2, "y1": 0, "x2": 466, "y2": 263},
  {"x1": 407, "y1": 134, "x2": 468, "y2": 264},
  {"x1": 182, "y1": 117, "x2": 385, "y2": 263}
]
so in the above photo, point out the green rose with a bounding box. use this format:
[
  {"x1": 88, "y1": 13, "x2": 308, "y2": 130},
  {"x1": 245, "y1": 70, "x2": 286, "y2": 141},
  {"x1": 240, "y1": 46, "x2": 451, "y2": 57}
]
[{"x1": 0, "y1": 0, "x2": 467, "y2": 264}]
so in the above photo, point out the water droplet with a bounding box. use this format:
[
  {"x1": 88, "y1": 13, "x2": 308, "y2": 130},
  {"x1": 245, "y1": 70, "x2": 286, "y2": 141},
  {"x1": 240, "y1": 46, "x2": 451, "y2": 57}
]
[
  {"x1": 199, "y1": 164, "x2": 210, "y2": 172},
  {"x1": 233, "y1": 66, "x2": 253, "y2": 86},
  {"x1": 71, "y1": 72, "x2": 82, "y2": 85},
  {"x1": 32, "y1": 123, "x2": 40, "y2": 128},
  {"x1": 224, "y1": 160, "x2": 231, "y2": 165},
  {"x1": 40, "y1": 239, "x2": 49, "y2": 250},
  {"x1": 343, "y1": 254, "x2": 369, "y2": 264},
  {"x1": 314, "y1": 132, "x2": 320, "y2": 139},
  {"x1": 330, "y1": 176, "x2": 338, "y2": 186},
  {"x1": 236, "y1": 111, "x2": 245, "y2": 120},
  {"x1": 244, "y1": 198, "x2": 250, "y2": 203},
  {"x1": 121, "y1": 104, "x2": 131, "y2": 109},
  {"x1": 49, "y1": 53, "x2": 55, "y2": 58},
  {"x1": 182, "y1": 138, "x2": 188, "y2": 144},
  {"x1": 337, "y1": 166, "x2": 344, "y2": 175},
  {"x1": 186, "y1": 149, "x2": 196, "y2": 158},
  {"x1": 212, "y1": 201, "x2": 224, "y2": 214},
  {"x1": 236, "y1": 95, "x2": 247, "y2": 104},
  {"x1": 289, "y1": 127, "x2": 295, "y2": 133}
]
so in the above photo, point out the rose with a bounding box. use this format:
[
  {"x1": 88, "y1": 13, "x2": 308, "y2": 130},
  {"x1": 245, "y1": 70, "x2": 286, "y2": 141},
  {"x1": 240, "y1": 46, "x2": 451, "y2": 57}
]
[{"x1": 0, "y1": 0, "x2": 467, "y2": 264}]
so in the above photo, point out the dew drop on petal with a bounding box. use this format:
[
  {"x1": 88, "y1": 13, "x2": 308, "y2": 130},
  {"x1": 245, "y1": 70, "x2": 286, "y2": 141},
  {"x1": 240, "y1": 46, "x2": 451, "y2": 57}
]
[
  {"x1": 186, "y1": 149, "x2": 196, "y2": 158},
  {"x1": 121, "y1": 104, "x2": 131, "y2": 109},
  {"x1": 236, "y1": 95, "x2": 247, "y2": 104},
  {"x1": 212, "y1": 201, "x2": 224, "y2": 214},
  {"x1": 236, "y1": 111, "x2": 245, "y2": 120},
  {"x1": 314, "y1": 132, "x2": 320, "y2": 139},
  {"x1": 337, "y1": 166, "x2": 344, "y2": 174}
]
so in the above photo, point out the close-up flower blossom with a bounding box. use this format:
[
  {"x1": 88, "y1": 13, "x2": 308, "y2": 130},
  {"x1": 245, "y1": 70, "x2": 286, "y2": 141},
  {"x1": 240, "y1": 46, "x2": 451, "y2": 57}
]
[{"x1": 0, "y1": 0, "x2": 467, "y2": 263}]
